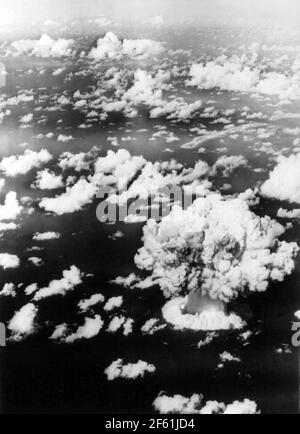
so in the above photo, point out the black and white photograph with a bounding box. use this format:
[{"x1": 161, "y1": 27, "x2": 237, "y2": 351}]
[{"x1": 0, "y1": 0, "x2": 300, "y2": 416}]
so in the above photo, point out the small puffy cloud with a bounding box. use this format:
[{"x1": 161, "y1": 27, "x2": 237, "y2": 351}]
[
  {"x1": 33, "y1": 266, "x2": 83, "y2": 301},
  {"x1": 106, "y1": 316, "x2": 133, "y2": 335},
  {"x1": 52, "y1": 67, "x2": 65, "y2": 76},
  {"x1": 0, "y1": 192, "x2": 22, "y2": 221},
  {"x1": 32, "y1": 169, "x2": 64, "y2": 190},
  {"x1": 50, "y1": 323, "x2": 68, "y2": 341},
  {"x1": 28, "y1": 257, "x2": 43, "y2": 267},
  {"x1": 153, "y1": 393, "x2": 259, "y2": 414},
  {"x1": 50, "y1": 315, "x2": 103, "y2": 343},
  {"x1": 107, "y1": 316, "x2": 125, "y2": 333},
  {"x1": 141, "y1": 318, "x2": 166, "y2": 335},
  {"x1": 0, "y1": 149, "x2": 52, "y2": 177},
  {"x1": 222, "y1": 400, "x2": 259, "y2": 415},
  {"x1": 122, "y1": 38, "x2": 165, "y2": 59},
  {"x1": 153, "y1": 393, "x2": 203, "y2": 414},
  {"x1": 8, "y1": 303, "x2": 38, "y2": 341},
  {"x1": 39, "y1": 178, "x2": 98, "y2": 215},
  {"x1": 89, "y1": 32, "x2": 164, "y2": 61},
  {"x1": 0, "y1": 222, "x2": 18, "y2": 231},
  {"x1": 219, "y1": 351, "x2": 241, "y2": 363},
  {"x1": 277, "y1": 208, "x2": 300, "y2": 219},
  {"x1": 19, "y1": 113, "x2": 33, "y2": 124},
  {"x1": 33, "y1": 232, "x2": 61, "y2": 241},
  {"x1": 93, "y1": 148, "x2": 146, "y2": 190},
  {"x1": 261, "y1": 154, "x2": 300, "y2": 204},
  {"x1": 294, "y1": 311, "x2": 300, "y2": 320},
  {"x1": 0, "y1": 283, "x2": 16, "y2": 297},
  {"x1": 0, "y1": 253, "x2": 20, "y2": 269},
  {"x1": 212, "y1": 155, "x2": 249, "y2": 177},
  {"x1": 57, "y1": 134, "x2": 74, "y2": 143},
  {"x1": 104, "y1": 296, "x2": 123, "y2": 312},
  {"x1": 58, "y1": 152, "x2": 90, "y2": 172},
  {"x1": 64, "y1": 315, "x2": 103, "y2": 343},
  {"x1": 110, "y1": 273, "x2": 141, "y2": 289},
  {"x1": 25, "y1": 283, "x2": 38, "y2": 296},
  {"x1": 11, "y1": 34, "x2": 75, "y2": 58},
  {"x1": 123, "y1": 318, "x2": 134, "y2": 336},
  {"x1": 150, "y1": 99, "x2": 202, "y2": 122},
  {"x1": 104, "y1": 359, "x2": 156, "y2": 381},
  {"x1": 78, "y1": 293, "x2": 105, "y2": 312}
]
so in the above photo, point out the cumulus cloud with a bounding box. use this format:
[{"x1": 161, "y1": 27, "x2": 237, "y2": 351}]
[
  {"x1": 8, "y1": 303, "x2": 38, "y2": 341},
  {"x1": 107, "y1": 315, "x2": 125, "y2": 333},
  {"x1": 33, "y1": 266, "x2": 83, "y2": 301},
  {"x1": 219, "y1": 351, "x2": 241, "y2": 365},
  {"x1": 187, "y1": 55, "x2": 300, "y2": 100},
  {"x1": 57, "y1": 134, "x2": 74, "y2": 143},
  {"x1": 58, "y1": 152, "x2": 91, "y2": 172},
  {"x1": 32, "y1": 169, "x2": 64, "y2": 190},
  {"x1": 10, "y1": 34, "x2": 75, "y2": 58},
  {"x1": 39, "y1": 178, "x2": 98, "y2": 215},
  {"x1": 64, "y1": 315, "x2": 103, "y2": 343},
  {"x1": 49, "y1": 323, "x2": 68, "y2": 341},
  {"x1": 104, "y1": 296, "x2": 123, "y2": 312},
  {"x1": 89, "y1": 32, "x2": 164, "y2": 61},
  {"x1": 94, "y1": 149, "x2": 212, "y2": 218},
  {"x1": 123, "y1": 318, "x2": 134, "y2": 336},
  {"x1": 33, "y1": 232, "x2": 60, "y2": 241},
  {"x1": 104, "y1": 359, "x2": 156, "y2": 381},
  {"x1": 28, "y1": 257, "x2": 43, "y2": 267},
  {"x1": 261, "y1": 154, "x2": 300, "y2": 204},
  {"x1": 0, "y1": 222, "x2": 18, "y2": 231},
  {"x1": 50, "y1": 315, "x2": 103, "y2": 343},
  {"x1": 277, "y1": 208, "x2": 300, "y2": 219},
  {"x1": 150, "y1": 99, "x2": 202, "y2": 121},
  {"x1": 0, "y1": 192, "x2": 22, "y2": 221},
  {"x1": 25, "y1": 283, "x2": 38, "y2": 296},
  {"x1": 0, "y1": 253, "x2": 20, "y2": 269},
  {"x1": 93, "y1": 148, "x2": 146, "y2": 191},
  {"x1": 212, "y1": 155, "x2": 249, "y2": 177},
  {"x1": 135, "y1": 193, "x2": 299, "y2": 329},
  {"x1": 106, "y1": 316, "x2": 133, "y2": 335},
  {"x1": 78, "y1": 293, "x2": 105, "y2": 312},
  {"x1": 0, "y1": 283, "x2": 16, "y2": 297},
  {"x1": 153, "y1": 393, "x2": 259, "y2": 414},
  {"x1": 0, "y1": 149, "x2": 52, "y2": 177},
  {"x1": 187, "y1": 57, "x2": 260, "y2": 93},
  {"x1": 19, "y1": 113, "x2": 33, "y2": 125},
  {"x1": 141, "y1": 318, "x2": 166, "y2": 335}
]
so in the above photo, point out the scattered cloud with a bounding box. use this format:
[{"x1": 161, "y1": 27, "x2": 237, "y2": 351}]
[
  {"x1": 8, "y1": 303, "x2": 38, "y2": 341},
  {"x1": 0, "y1": 149, "x2": 52, "y2": 177},
  {"x1": 33, "y1": 266, "x2": 83, "y2": 301},
  {"x1": 104, "y1": 359, "x2": 156, "y2": 381},
  {"x1": 261, "y1": 154, "x2": 300, "y2": 204}
]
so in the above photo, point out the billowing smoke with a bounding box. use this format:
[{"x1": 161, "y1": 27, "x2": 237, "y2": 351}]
[{"x1": 134, "y1": 193, "x2": 299, "y2": 329}]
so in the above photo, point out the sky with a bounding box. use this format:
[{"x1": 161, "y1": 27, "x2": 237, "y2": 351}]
[{"x1": 0, "y1": 0, "x2": 300, "y2": 26}]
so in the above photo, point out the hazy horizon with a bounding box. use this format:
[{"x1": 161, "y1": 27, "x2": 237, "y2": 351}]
[{"x1": 1, "y1": 0, "x2": 300, "y2": 28}]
